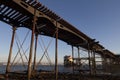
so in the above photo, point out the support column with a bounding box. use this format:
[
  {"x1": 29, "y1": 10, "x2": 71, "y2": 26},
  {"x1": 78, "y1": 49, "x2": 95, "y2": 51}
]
[
  {"x1": 28, "y1": 9, "x2": 36, "y2": 80},
  {"x1": 77, "y1": 47, "x2": 81, "y2": 67},
  {"x1": 92, "y1": 50, "x2": 96, "y2": 75},
  {"x1": 102, "y1": 51, "x2": 107, "y2": 72},
  {"x1": 88, "y1": 43, "x2": 92, "y2": 75},
  {"x1": 55, "y1": 21, "x2": 58, "y2": 80},
  {"x1": 78, "y1": 47, "x2": 80, "y2": 59},
  {"x1": 109, "y1": 58, "x2": 113, "y2": 73},
  {"x1": 72, "y1": 46, "x2": 74, "y2": 73},
  {"x1": 33, "y1": 33, "x2": 38, "y2": 70},
  {"x1": 6, "y1": 27, "x2": 16, "y2": 74}
]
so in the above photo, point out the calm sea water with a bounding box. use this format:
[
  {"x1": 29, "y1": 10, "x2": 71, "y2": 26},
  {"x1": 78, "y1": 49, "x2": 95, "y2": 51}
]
[{"x1": 0, "y1": 65, "x2": 73, "y2": 74}]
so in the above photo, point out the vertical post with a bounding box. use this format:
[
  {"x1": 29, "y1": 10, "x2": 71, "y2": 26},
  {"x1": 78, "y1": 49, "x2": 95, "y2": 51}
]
[
  {"x1": 72, "y1": 46, "x2": 74, "y2": 73},
  {"x1": 28, "y1": 8, "x2": 36, "y2": 80},
  {"x1": 6, "y1": 27, "x2": 16, "y2": 74},
  {"x1": 55, "y1": 21, "x2": 58, "y2": 80},
  {"x1": 103, "y1": 51, "x2": 107, "y2": 72},
  {"x1": 78, "y1": 47, "x2": 80, "y2": 67},
  {"x1": 109, "y1": 58, "x2": 113, "y2": 73},
  {"x1": 78, "y1": 47, "x2": 80, "y2": 59},
  {"x1": 33, "y1": 33, "x2": 38, "y2": 70},
  {"x1": 102, "y1": 54, "x2": 105, "y2": 71},
  {"x1": 88, "y1": 43, "x2": 92, "y2": 75},
  {"x1": 92, "y1": 50, "x2": 96, "y2": 75}
]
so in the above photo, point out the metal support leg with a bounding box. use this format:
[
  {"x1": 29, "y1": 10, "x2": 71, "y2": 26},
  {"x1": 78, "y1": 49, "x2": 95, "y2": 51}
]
[
  {"x1": 78, "y1": 47, "x2": 80, "y2": 65},
  {"x1": 88, "y1": 43, "x2": 92, "y2": 75},
  {"x1": 92, "y1": 50, "x2": 96, "y2": 75},
  {"x1": 102, "y1": 51, "x2": 106, "y2": 72},
  {"x1": 94, "y1": 52, "x2": 96, "y2": 74},
  {"x1": 72, "y1": 46, "x2": 74, "y2": 74},
  {"x1": 33, "y1": 33, "x2": 38, "y2": 70},
  {"x1": 55, "y1": 21, "x2": 58, "y2": 80},
  {"x1": 28, "y1": 9, "x2": 36, "y2": 80},
  {"x1": 6, "y1": 27, "x2": 16, "y2": 74},
  {"x1": 109, "y1": 58, "x2": 113, "y2": 72}
]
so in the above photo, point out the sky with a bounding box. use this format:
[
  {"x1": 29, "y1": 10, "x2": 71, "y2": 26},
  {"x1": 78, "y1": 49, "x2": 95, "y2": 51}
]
[
  {"x1": 39, "y1": 0, "x2": 120, "y2": 53},
  {"x1": 0, "y1": 0, "x2": 120, "y2": 64}
]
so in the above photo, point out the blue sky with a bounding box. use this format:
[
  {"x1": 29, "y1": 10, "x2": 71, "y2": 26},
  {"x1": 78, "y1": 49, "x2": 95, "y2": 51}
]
[
  {"x1": 39, "y1": 0, "x2": 120, "y2": 54},
  {"x1": 0, "y1": 0, "x2": 120, "y2": 63}
]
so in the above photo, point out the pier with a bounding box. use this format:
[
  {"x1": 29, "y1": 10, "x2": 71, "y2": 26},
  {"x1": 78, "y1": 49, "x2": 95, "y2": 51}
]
[{"x1": 0, "y1": 0, "x2": 120, "y2": 80}]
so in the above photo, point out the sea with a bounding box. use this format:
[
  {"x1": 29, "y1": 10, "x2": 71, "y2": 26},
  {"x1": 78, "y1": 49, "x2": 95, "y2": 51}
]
[{"x1": 0, "y1": 65, "x2": 73, "y2": 74}]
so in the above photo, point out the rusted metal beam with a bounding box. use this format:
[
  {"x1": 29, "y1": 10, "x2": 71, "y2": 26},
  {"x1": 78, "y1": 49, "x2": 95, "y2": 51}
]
[
  {"x1": 77, "y1": 47, "x2": 81, "y2": 67},
  {"x1": 72, "y1": 46, "x2": 74, "y2": 74},
  {"x1": 92, "y1": 50, "x2": 96, "y2": 75},
  {"x1": 6, "y1": 27, "x2": 16, "y2": 75},
  {"x1": 33, "y1": 33, "x2": 38, "y2": 70},
  {"x1": 55, "y1": 21, "x2": 58, "y2": 80},
  {"x1": 88, "y1": 43, "x2": 92, "y2": 75},
  {"x1": 27, "y1": 8, "x2": 37, "y2": 80},
  {"x1": 78, "y1": 47, "x2": 80, "y2": 59},
  {"x1": 102, "y1": 50, "x2": 107, "y2": 72}
]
